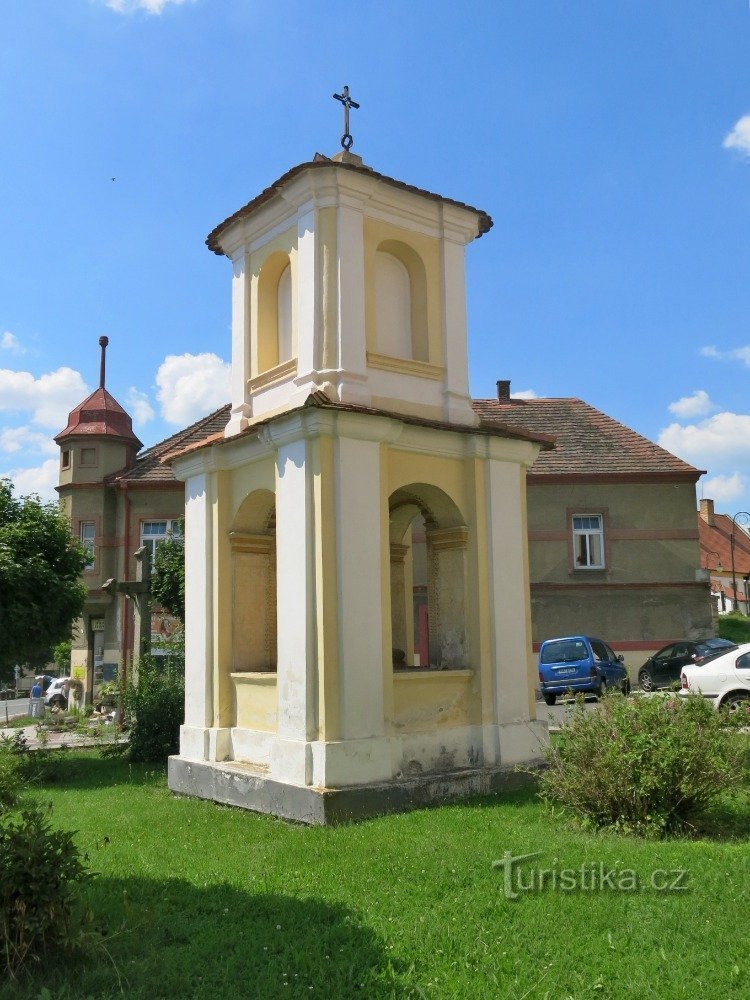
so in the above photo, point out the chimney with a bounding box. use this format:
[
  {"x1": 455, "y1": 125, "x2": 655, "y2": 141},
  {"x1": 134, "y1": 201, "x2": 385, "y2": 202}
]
[
  {"x1": 496, "y1": 379, "x2": 511, "y2": 401},
  {"x1": 699, "y1": 498, "x2": 715, "y2": 526}
]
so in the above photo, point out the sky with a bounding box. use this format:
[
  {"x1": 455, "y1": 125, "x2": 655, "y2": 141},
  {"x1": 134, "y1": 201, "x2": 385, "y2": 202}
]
[{"x1": 1, "y1": 0, "x2": 749, "y2": 517}]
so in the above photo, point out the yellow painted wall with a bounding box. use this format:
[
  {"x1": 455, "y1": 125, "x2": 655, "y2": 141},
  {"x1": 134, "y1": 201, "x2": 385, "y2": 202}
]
[
  {"x1": 232, "y1": 673, "x2": 278, "y2": 732},
  {"x1": 392, "y1": 670, "x2": 476, "y2": 731}
]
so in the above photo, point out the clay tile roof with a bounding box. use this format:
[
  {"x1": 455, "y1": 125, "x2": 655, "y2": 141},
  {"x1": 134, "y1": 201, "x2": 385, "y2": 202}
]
[
  {"x1": 105, "y1": 404, "x2": 231, "y2": 485},
  {"x1": 55, "y1": 387, "x2": 143, "y2": 449},
  {"x1": 472, "y1": 397, "x2": 703, "y2": 479},
  {"x1": 699, "y1": 514, "x2": 750, "y2": 576},
  {"x1": 206, "y1": 156, "x2": 493, "y2": 255}
]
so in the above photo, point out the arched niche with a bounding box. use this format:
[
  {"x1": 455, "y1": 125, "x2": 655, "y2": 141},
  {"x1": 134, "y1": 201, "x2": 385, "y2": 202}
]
[
  {"x1": 229, "y1": 488, "x2": 277, "y2": 672},
  {"x1": 375, "y1": 240, "x2": 429, "y2": 362},
  {"x1": 388, "y1": 483, "x2": 469, "y2": 670},
  {"x1": 257, "y1": 251, "x2": 294, "y2": 374}
]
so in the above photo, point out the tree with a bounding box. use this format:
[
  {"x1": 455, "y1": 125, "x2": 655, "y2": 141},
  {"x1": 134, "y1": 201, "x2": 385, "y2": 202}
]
[
  {"x1": 0, "y1": 479, "x2": 86, "y2": 684},
  {"x1": 151, "y1": 520, "x2": 185, "y2": 623}
]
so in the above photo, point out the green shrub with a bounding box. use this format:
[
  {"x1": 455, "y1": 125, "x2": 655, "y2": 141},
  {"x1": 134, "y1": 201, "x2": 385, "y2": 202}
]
[
  {"x1": 718, "y1": 612, "x2": 750, "y2": 645},
  {"x1": 0, "y1": 737, "x2": 23, "y2": 814},
  {"x1": 0, "y1": 806, "x2": 92, "y2": 979},
  {"x1": 539, "y1": 692, "x2": 748, "y2": 837},
  {"x1": 126, "y1": 658, "x2": 184, "y2": 763}
]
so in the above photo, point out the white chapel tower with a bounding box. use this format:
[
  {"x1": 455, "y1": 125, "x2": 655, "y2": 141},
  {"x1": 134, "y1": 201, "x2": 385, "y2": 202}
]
[{"x1": 168, "y1": 98, "x2": 550, "y2": 822}]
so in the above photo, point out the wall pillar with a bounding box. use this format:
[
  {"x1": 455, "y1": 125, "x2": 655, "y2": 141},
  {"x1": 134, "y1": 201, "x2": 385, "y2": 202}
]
[
  {"x1": 426, "y1": 526, "x2": 469, "y2": 668},
  {"x1": 270, "y1": 436, "x2": 317, "y2": 785},
  {"x1": 225, "y1": 251, "x2": 251, "y2": 436},
  {"x1": 389, "y1": 543, "x2": 409, "y2": 661},
  {"x1": 180, "y1": 473, "x2": 216, "y2": 760}
]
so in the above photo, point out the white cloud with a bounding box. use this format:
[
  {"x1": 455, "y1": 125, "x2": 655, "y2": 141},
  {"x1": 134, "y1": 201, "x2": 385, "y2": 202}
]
[
  {"x1": 700, "y1": 344, "x2": 750, "y2": 367},
  {"x1": 1, "y1": 332, "x2": 25, "y2": 355},
  {"x1": 0, "y1": 367, "x2": 89, "y2": 429},
  {"x1": 104, "y1": 0, "x2": 193, "y2": 14},
  {"x1": 723, "y1": 115, "x2": 750, "y2": 157},
  {"x1": 668, "y1": 389, "x2": 712, "y2": 419},
  {"x1": 658, "y1": 411, "x2": 750, "y2": 465},
  {"x1": 701, "y1": 472, "x2": 747, "y2": 504},
  {"x1": 126, "y1": 387, "x2": 155, "y2": 427},
  {"x1": 510, "y1": 389, "x2": 538, "y2": 400},
  {"x1": 0, "y1": 427, "x2": 57, "y2": 456},
  {"x1": 3, "y1": 458, "x2": 60, "y2": 503},
  {"x1": 155, "y1": 353, "x2": 230, "y2": 426}
]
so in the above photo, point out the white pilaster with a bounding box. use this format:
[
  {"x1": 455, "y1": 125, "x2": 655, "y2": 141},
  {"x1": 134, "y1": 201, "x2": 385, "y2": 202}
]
[
  {"x1": 270, "y1": 436, "x2": 316, "y2": 785},
  {"x1": 225, "y1": 252, "x2": 251, "y2": 436},
  {"x1": 180, "y1": 473, "x2": 215, "y2": 760},
  {"x1": 335, "y1": 198, "x2": 370, "y2": 402},
  {"x1": 440, "y1": 233, "x2": 478, "y2": 425},
  {"x1": 295, "y1": 206, "x2": 318, "y2": 376},
  {"x1": 485, "y1": 460, "x2": 534, "y2": 726}
]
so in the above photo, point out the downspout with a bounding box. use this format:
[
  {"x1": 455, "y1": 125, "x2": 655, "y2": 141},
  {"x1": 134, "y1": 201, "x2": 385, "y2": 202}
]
[{"x1": 120, "y1": 481, "x2": 132, "y2": 689}]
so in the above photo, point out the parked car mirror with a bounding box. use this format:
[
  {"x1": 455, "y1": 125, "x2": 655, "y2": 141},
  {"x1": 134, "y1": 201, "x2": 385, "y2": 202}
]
[{"x1": 617, "y1": 655, "x2": 624, "y2": 663}]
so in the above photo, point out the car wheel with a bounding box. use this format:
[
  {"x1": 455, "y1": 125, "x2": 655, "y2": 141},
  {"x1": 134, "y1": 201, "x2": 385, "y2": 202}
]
[
  {"x1": 721, "y1": 691, "x2": 750, "y2": 716},
  {"x1": 638, "y1": 669, "x2": 654, "y2": 692},
  {"x1": 543, "y1": 693, "x2": 556, "y2": 706},
  {"x1": 50, "y1": 695, "x2": 66, "y2": 709},
  {"x1": 596, "y1": 678, "x2": 607, "y2": 700}
]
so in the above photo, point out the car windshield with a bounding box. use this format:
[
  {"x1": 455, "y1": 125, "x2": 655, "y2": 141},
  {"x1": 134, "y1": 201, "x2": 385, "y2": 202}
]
[{"x1": 541, "y1": 640, "x2": 588, "y2": 664}]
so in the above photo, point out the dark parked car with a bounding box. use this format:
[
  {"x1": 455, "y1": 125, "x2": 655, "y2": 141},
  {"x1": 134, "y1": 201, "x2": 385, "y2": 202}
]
[
  {"x1": 538, "y1": 635, "x2": 630, "y2": 706},
  {"x1": 637, "y1": 638, "x2": 737, "y2": 692}
]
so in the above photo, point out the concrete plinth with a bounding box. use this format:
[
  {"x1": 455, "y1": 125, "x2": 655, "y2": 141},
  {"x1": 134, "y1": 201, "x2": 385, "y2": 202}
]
[{"x1": 167, "y1": 755, "x2": 543, "y2": 826}]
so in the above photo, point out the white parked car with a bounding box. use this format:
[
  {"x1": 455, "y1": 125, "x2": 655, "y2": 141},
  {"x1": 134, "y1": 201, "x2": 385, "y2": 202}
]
[
  {"x1": 44, "y1": 677, "x2": 71, "y2": 709},
  {"x1": 680, "y1": 642, "x2": 750, "y2": 715}
]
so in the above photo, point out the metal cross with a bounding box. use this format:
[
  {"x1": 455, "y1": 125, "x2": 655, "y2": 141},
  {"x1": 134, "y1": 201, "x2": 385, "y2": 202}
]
[{"x1": 332, "y1": 85, "x2": 360, "y2": 151}]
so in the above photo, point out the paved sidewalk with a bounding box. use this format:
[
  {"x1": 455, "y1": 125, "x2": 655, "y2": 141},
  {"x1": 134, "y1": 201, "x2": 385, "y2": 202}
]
[{"x1": 0, "y1": 722, "x2": 126, "y2": 750}]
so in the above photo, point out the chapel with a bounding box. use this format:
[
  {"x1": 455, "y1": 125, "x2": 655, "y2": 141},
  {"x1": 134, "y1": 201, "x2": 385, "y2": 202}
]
[{"x1": 165, "y1": 130, "x2": 552, "y2": 822}]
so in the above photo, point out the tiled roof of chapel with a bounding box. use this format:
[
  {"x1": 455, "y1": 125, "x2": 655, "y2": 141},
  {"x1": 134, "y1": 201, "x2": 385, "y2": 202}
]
[
  {"x1": 472, "y1": 397, "x2": 703, "y2": 480},
  {"x1": 206, "y1": 155, "x2": 493, "y2": 255},
  {"x1": 109, "y1": 395, "x2": 702, "y2": 485}
]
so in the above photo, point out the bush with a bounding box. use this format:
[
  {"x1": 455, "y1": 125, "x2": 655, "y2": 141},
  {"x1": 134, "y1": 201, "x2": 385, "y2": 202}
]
[
  {"x1": 0, "y1": 806, "x2": 92, "y2": 979},
  {"x1": 539, "y1": 692, "x2": 748, "y2": 837},
  {"x1": 0, "y1": 737, "x2": 24, "y2": 814},
  {"x1": 126, "y1": 657, "x2": 185, "y2": 763},
  {"x1": 718, "y1": 612, "x2": 750, "y2": 645}
]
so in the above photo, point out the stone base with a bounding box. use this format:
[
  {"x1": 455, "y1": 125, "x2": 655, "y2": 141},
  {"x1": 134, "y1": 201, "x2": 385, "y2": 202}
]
[{"x1": 167, "y1": 755, "x2": 542, "y2": 826}]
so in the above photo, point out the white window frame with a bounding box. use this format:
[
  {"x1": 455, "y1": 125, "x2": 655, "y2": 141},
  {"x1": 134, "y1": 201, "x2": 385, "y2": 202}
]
[
  {"x1": 80, "y1": 522, "x2": 96, "y2": 570},
  {"x1": 140, "y1": 519, "x2": 183, "y2": 559},
  {"x1": 572, "y1": 514, "x2": 605, "y2": 570}
]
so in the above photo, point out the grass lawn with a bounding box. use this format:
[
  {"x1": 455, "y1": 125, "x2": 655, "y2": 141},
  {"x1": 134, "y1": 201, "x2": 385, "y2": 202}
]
[{"x1": 4, "y1": 752, "x2": 749, "y2": 1000}]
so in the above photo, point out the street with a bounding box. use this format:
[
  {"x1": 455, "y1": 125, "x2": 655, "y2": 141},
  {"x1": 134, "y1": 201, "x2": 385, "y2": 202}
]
[{"x1": 0, "y1": 697, "x2": 31, "y2": 723}]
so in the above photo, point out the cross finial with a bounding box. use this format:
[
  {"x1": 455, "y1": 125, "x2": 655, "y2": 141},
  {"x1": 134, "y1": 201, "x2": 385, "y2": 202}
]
[
  {"x1": 332, "y1": 85, "x2": 360, "y2": 151},
  {"x1": 98, "y1": 335, "x2": 109, "y2": 389}
]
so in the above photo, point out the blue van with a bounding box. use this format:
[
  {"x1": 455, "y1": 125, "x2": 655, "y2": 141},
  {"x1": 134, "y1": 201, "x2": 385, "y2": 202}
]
[{"x1": 538, "y1": 635, "x2": 630, "y2": 706}]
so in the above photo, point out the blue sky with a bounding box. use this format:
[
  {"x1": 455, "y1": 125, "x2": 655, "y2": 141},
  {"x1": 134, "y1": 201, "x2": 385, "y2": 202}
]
[{"x1": 1, "y1": 0, "x2": 749, "y2": 516}]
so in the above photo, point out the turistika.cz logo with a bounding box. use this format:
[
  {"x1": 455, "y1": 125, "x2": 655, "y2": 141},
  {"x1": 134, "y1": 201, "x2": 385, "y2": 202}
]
[{"x1": 493, "y1": 851, "x2": 690, "y2": 900}]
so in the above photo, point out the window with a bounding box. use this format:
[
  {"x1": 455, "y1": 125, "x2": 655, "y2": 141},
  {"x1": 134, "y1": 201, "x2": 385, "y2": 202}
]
[
  {"x1": 61, "y1": 450, "x2": 71, "y2": 470},
  {"x1": 80, "y1": 447, "x2": 97, "y2": 467},
  {"x1": 80, "y1": 522, "x2": 95, "y2": 569},
  {"x1": 140, "y1": 519, "x2": 183, "y2": 558},
  {"x1": 572, "y1": 514, "x2": 604, "y2": 569}
]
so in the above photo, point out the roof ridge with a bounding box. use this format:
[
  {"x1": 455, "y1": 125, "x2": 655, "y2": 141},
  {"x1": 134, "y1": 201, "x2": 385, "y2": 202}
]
[{"x1": 137, "y1": 403, "x2": 232, "y2": 459}]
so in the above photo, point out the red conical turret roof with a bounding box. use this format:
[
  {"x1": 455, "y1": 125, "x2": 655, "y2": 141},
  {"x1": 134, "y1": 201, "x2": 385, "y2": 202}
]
[
  {"x1": 55, "y1": 386, "x2": 143, "y2": 448},
  {"x1": 55, "y1": 337, "x2": 143, "y2": 449}
]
